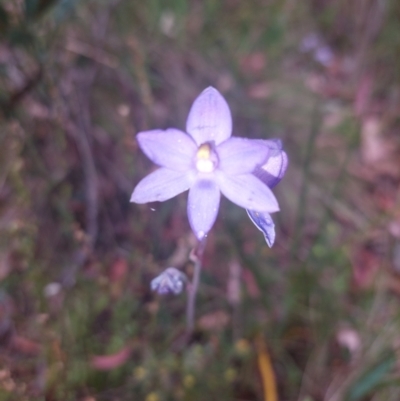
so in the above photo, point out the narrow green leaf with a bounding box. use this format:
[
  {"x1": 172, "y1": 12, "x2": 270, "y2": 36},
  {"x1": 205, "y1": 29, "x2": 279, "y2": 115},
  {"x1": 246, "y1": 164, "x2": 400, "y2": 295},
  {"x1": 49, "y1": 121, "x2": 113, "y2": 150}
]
[
  {"x1": 24, "y1": 0, "x2": 39, "y2": 18},
  {"x1": 25, "y1": 0, "x2": 57, "y2": 19},
  {"x1": 347, "y1": 354, "x2": 396, "y2": 401},
  {"x1": 0, "y1": 5, "x2": 9, "y2": 28},
  {"x1": 0, "y1": 16, "x2": 8, "y2": 37},
  {"x1": 8, "y1": 28, "x2": 35, "y2": 47}
]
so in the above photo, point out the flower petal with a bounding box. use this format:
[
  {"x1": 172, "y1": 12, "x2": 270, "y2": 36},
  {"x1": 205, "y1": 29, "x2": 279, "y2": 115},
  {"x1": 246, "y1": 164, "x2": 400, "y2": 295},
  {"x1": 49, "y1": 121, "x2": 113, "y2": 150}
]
[
  {"x1": 253, "y1": 139, "x2": 288, "y2": 188},
  {"x1": 137, "y1": 129, "x2": 197, "y2": 171},
  {"x1": 246, "y1": 210, "x2": 276, "y2": 247},
  {"x1": 130, "y1": 168, "x2": 195, "y2": 203},
  {"x1": 217, "y1": 137, "x2": 270, "y2": 175},
  {"x1": 186, "y1": 87, "x2": 232, "y2": 145},
  {"x1": 187, "y1": 179, "x2": 221, "y2": 239},
  {"x1": 215, "y1": 172, "x2": 279, "y2": 212}
]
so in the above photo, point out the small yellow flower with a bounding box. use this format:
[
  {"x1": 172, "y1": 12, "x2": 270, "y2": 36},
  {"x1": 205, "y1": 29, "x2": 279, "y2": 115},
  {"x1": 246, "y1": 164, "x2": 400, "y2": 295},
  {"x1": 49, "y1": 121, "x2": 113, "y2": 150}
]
[
  {"x1": 224, "y1": 368, "x2": 237, "y2": 382},
  {"x1": 145, "y1": 392, "x2": 159, "y2": 401},
  {"x1": 133, "y1": 366, "x2": 147, "y2": 381},
  {"x1": 183, "y1": 374, "x2": 195, "y2": 388},
  {"x1": 235, "y1": 339, "x2": 251, "y2": 356}
]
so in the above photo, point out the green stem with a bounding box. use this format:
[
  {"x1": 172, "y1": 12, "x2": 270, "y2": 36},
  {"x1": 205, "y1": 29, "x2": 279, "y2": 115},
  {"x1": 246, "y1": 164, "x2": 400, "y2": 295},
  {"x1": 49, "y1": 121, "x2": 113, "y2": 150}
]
[
  {"x1": 186, "y1": 237, "x2": 207, "y2": 334},
  {"x1": 291, "y1": 102, "x2": 321, "y2": 257}
]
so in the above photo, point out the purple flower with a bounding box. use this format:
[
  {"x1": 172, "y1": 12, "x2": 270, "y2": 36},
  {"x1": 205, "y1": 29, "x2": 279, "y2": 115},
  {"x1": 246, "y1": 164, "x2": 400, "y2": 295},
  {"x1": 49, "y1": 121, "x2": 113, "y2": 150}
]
[{"x1": 131, "y1": 87, "x2": 287, "y2": 240}]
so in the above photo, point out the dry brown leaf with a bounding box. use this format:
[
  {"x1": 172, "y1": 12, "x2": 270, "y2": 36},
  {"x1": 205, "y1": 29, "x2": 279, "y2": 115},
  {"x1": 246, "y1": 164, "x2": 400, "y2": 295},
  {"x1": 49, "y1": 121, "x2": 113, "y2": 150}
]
[
  {"x1": 351, "y1": 247, "x2": 380, "y2": 289},
  {"x1": 240, "y1": 52, "x2": 267, "y2": 75},
  {"x1": 247, "y1": 83, "x2": 271, "y2": 100},
  {"x1": 227, "y1": 260, "x2": 241, "y2": 305},
  {"x1": 198, "y1": 311, "x2": 229, "y2": 331},
  {"x1": 361, "y1": 117, "x2": 388, "y2": 165},
  {"x1": 242, "y1": 268, "x2": 261, "y2": 298},
  {"x1": 0, "y1": 253, "x2": 11, "y2": 282},
  {"x1": 383, "y1": 268, "x2": 400, "y2": 295},
  {"x1": 354, "y1": 74, "x2": 373, "y2": 117},
  {"x1": 11, "y1": 335, "x2": 41, "y2": 355},
  {"x1": 90, "y1": 345, "x2": 132, "y2": 371},
  {"x1": 109, "y1": 258, "x2": 128, "y2": 283},
  {"x1": 255, "y1": 336, "x2": 278, "y2": 401}
]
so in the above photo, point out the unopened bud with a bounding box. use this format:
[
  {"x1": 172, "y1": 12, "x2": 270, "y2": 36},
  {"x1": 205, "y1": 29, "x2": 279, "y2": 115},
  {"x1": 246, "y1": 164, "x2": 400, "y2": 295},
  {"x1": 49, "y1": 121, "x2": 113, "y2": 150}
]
[{"x1": 151, "y1": 267, "x2": 187, "y2": 295}]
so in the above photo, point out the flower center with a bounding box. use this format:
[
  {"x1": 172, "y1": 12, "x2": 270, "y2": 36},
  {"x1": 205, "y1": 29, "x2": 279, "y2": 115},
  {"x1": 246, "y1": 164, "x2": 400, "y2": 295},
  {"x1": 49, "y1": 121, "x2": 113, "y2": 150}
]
[{"x1": 195, "y1": 143, "x2": 218, "y2": 173}]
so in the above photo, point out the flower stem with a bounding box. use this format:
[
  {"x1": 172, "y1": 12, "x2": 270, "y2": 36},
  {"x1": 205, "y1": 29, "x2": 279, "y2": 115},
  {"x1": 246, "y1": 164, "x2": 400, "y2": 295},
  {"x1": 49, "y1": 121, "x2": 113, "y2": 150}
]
[{"x1": 186, "y1": 237, "x2": 207, "y2": 334}]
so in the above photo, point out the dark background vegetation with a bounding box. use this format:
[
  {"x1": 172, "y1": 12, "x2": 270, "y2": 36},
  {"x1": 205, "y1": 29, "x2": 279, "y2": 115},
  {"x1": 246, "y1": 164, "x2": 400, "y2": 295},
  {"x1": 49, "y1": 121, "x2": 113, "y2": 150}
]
[{"x1": 1, "y1": 0, "x2": 400, "y2": 400}]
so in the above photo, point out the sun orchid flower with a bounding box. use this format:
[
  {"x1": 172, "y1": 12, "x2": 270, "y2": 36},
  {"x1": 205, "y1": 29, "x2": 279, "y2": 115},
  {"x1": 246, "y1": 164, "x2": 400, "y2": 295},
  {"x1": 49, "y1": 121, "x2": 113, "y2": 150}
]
[{"x1": 131, "y1": 87, "x2": 287, "y2": 241}]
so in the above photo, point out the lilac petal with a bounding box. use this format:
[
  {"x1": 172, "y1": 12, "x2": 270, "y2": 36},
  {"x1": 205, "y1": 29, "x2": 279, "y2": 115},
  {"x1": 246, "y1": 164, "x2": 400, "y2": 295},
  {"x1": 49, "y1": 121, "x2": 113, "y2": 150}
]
[
  {"x1": 263, "y1": 138, "x2": 283, "y2": 151},
  {"x1": 186, "y1": 87, "x2": 232, "y2": 146},
  {"x1": 215, "y1": 172, "x2": 279, "y2": 212},
  {"x1": 246, "y1": 210, "x2": 276, "y2": 247},
  {"x1": 254, "y1": 151, "x2": 288, "y2": 188},
  {"x1": 137, "y1": 129, "x2": 197, "y2": 171},
  {"x1": 187, "y1": 179, "x2": 221, "y2": 239},
  {"x1": 217, "y1": 137, "x2": 270, "y2": 175},
  {"x1": 130, "y1": 168, "x2": 195, "y2": 203},
  {"x1": 253, "y1": 139, "x2": 288, "y2": 188}
]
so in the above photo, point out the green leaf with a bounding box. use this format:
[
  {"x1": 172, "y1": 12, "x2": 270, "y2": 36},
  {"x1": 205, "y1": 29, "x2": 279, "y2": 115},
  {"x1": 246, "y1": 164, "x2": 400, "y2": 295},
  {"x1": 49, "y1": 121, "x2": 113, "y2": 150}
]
[
  {"x1": 347, "y1": 353, "x2": 396, "y2": 401},
  {"x1": 8, "y1": 28, "x2": 35, "y2": 47},
  {"x1": 0, "y1": 5, "x2": 9, "y2": 36},
  {"x1": 25, "y1": 0, "x2": 57, "y2": 19},
  {"x1": 0, "y1": 5, "x2": 8, "y2": 25},
  {"x1": 52, "y1": 0, "x2": 79, "y2": 22},
  {"x1": 24, "y1": 0, "x2": 39, "y2": 18}
]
